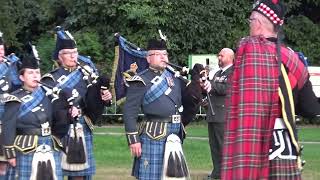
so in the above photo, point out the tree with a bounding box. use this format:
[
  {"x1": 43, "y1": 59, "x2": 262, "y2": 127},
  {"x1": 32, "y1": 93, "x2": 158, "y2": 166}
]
[
  {"x1": 284, "y1": 15, "x2": 320, "y2": 65},
  {"x1": 1, "y1": 0, "x2": 320, "y2": 69}
]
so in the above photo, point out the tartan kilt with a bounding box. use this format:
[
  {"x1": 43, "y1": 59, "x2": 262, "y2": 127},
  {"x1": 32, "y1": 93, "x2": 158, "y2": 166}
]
[
  {"x1": 62, "y1": 118, "x2": 96, "y2": 177},
  {"x1": 1, "y1": 103, "x2": 16, "y2": 180},
  {"x1": 134, "y1": 123, "x2": 181, "y2": 180},
  {"x1": 0, "y1": 164, "x2": 16, "y2": 180},
  {"x1": 4, "y1": 165, "x2": 16, "y2": 180},
  {"x1": 269, "y1": 158, "x2": 301, "y2": 180},
  {"x1": 16, "y1": 136, "x2": 63, "y2": 180}
]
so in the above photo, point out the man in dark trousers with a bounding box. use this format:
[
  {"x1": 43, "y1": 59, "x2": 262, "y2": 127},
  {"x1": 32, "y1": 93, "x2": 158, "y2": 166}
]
[{"x1": 206, "y1": 48, "x2": 234, "y2": 180}]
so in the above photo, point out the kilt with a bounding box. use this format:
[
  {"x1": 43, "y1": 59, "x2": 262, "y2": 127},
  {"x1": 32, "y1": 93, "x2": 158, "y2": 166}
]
[
  {"x1": 4, "y1": 165, "x2": 16, "y2": 180},
  {"x1": 0, "y1": 163, "x2": 16, "y2": 180},
  {"x1": 16, "y1": 136, "x2": 63, "y2": 180},
  {"x1": 63, "y1": 117, "x2": 96, "y2": 177},
  {"x1": 134, "y1": 122, "x2": 181, "y2": 180},
  {"x1": 269, "y1": 158, "x2": 301, "y2": 180},
  {"x1": 1, "y1": 103, "x2": 16, "y2": 180}
]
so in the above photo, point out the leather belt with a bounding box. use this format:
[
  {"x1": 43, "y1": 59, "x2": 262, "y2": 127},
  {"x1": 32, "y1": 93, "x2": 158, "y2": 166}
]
[
  {"x1": 17, "y1": 127, "x2": 51, "y2": 136},
  {"x1": 145, "y1": 114, "x2": 181, "y2": 124}
]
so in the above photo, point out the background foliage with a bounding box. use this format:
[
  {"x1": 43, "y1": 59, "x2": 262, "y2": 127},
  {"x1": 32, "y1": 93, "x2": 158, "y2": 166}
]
[
  {"x1": 0, "y1": 0, "x2": 319, "y2": 69},
  {"x1": 0, "y1": 0, "x2": 319, "y2": 123}
]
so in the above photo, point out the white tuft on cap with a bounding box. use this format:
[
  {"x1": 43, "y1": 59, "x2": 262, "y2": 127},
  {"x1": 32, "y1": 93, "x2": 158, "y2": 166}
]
[{"x1": 158, "y1": 29, "x2": 167, "y2": 42}]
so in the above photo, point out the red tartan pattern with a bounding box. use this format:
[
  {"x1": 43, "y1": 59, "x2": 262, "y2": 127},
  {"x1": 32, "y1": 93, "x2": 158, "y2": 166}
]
[
  {"x1": 221, "y1": 36, "x2": 307, "y2": 180},
  {"x1": 269, "y1": 158, "x2": 302, "y2": 180}
]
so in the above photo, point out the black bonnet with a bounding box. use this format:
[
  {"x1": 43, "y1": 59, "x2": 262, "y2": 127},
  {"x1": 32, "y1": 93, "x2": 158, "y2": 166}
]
[
  {"x1": 252, "y1": 0, "x2": 286, "y2": 26},
  {"x1": 147, "y1": 39, "x2": 167, "y2": 50},
  {"x1": 52, "y1": 26, "x2": 77, "y2": 60},
  {"x1": 18, "y1": 54, "x2": 39, "y2": 71}
]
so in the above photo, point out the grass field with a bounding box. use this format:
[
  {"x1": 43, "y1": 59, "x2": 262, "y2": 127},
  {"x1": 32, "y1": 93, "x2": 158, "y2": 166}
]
[{"x1": 92, "y1": 124, "x2": 320, "y2": 180}]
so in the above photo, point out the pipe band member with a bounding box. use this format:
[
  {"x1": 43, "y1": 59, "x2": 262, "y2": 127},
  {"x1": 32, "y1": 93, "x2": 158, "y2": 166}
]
[
  {"x1": 42, "y1": 26, "x2": 112, "y2": 180},
  {"x1": 2, "y1": 52, "x2": 74, "y2": 180},
  {"x1": 0, "y1": 31, "x2": 21, "y2": 180},
  {"x1": 123, "y1": 38, "x2": 211, "y2": 180}
]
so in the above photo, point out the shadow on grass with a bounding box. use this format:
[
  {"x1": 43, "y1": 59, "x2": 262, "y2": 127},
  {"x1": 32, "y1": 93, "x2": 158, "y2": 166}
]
[{"x1": 95, "y1": 167, "x2": 210, "y2": 180}]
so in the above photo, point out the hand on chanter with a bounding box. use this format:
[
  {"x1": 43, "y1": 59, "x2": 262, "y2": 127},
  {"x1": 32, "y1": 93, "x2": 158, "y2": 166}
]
[
  {"x1": 69, "y1": 106, "x2": 80, "y2": 118},
  {"x1": 200, "y1": 79, "x2": 212, "y2": 93},
  {"x1": 100, "y1": 89, "x2": 112, "y2": 102}
]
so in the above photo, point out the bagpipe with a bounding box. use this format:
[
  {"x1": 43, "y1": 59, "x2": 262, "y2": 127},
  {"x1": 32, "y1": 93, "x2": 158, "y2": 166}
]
[
  {"x1": 77, "y1": 61, "x2": 99, "y2": 87},
  {"x1": 37, "y1": 81, "x2": 62, "y2": 101},
  {"x1": 164, "y1": 61, "x2": 214, "y2": 126},
  {"x1": 0, "y1": 54, "x2": 21, "y2": 91},
  {"x1": 2, "y1": 54, "x2": 20, "y2": 66},
  {"x1": 165, "y1": 62, "x2": 191, "y2": 86},
  {"x1": 76, "y1": 59, "x2": 112, "y2": 124},
  {"x1": 38, "y1": 80, "x2": 87, "y2": 166},
  {"x1": 37, "y1": 80, "x2": 82, "y2": 140},
  {"x1": 38, "y1": 80, "x2": 81, "y2": 106}
]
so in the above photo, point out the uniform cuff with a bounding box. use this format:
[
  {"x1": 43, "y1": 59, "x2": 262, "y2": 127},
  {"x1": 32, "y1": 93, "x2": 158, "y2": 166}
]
[
  {"x1": 126, "y1": 132, "x2": 140, "y2": 145},
  {"x1": 3, "y1": 145, "x2": 16, "y2": 159}
]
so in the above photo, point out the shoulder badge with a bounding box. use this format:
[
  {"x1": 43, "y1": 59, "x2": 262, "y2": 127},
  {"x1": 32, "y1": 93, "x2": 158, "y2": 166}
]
[
  {"x1": 57, "y1": 75, "x2": 67, "y2": 84},
  {"x1": 0, "y1": 93, "x2": 21, "y2": 103},
  {"x1": 122, "y1": 62, "x2": 139, "y2": 80},
  {"x1": 125, "y1": 75, "x2": 146, "y2": 85},
  {"x1": 41, "y1": 73, "x2": 55, "y2": 81},
  {"x1": 20, "y1": 95, "x2": 33, "y2": 103}
]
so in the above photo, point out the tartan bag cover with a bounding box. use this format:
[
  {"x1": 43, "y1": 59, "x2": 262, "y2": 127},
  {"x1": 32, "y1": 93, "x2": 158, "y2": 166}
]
[{"x1": 221, "y1": 36, "x2": 308, "y2": 180}]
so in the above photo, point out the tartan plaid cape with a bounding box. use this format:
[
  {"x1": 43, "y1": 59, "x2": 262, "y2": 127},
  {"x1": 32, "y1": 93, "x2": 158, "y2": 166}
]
[{"x1": 221, "y1": 36, "x2": 308, "y2": 180}]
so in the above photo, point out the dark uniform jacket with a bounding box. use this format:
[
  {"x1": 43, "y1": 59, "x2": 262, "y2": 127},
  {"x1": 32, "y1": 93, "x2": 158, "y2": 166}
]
[
  {"x1": 0, "y1": 76, "x2": 19, "y2": 94},
  {"x1": 0, "y1": 60, "x2": 21, "y2": 158},
  {"x1": 1, "y1": 87, "x2": 70, "y2": 159},
  {"x1": 123, "y1": 68, "x2": 184, "y2": 144},
  {"x1": 42, "y1": 66, "x2": 110, "y2": 126},
  {"x1": 206, "y1": 66, "x2": 233, "y2": 123},
  {"x1": 0, "y1": 69, "x2": 19, "y2": 94},
  {"x1": 43, "y1": 68, "x2": 88, "y2": 99},
  {"x1": 0, "y1": 58, "x2": 21, "y2": 94}
]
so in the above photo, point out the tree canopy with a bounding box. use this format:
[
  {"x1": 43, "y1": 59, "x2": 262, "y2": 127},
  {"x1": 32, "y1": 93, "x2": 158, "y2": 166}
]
[{"x1": 0, "y1": 0, "x2": 319, "y2": 74}]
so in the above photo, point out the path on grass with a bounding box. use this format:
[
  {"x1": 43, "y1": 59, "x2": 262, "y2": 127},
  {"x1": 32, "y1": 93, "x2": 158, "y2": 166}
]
[{"x1": 94, "y1": 132, "x2": 320, "y2": 144}]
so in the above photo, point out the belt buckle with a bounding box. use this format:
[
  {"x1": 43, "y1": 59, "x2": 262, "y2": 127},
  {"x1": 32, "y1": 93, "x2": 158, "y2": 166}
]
[
  {"x1": 41, "y1": 122, "x2": 51, "y2": 136},
  {"x1": 41, "y1": 127, "x2": 51, "y2": 136},
  {"x1": 171, "y1": 115, "x2": 181, "y2": 124}
]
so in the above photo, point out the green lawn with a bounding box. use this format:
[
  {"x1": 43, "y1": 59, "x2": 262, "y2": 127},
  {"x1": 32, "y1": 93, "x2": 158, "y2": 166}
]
[{"x1": 92, "y1": 125, "x2": 320, "y2": 180}]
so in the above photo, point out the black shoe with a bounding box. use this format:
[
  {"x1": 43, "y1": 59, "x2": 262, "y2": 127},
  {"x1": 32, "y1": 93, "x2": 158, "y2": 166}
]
[
  {"x1": 204, "y1": 174, "x2": 221, "y2": 180},
  {"x1": 204, "y1": 175, "x2": 221, "y2": 180}
]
